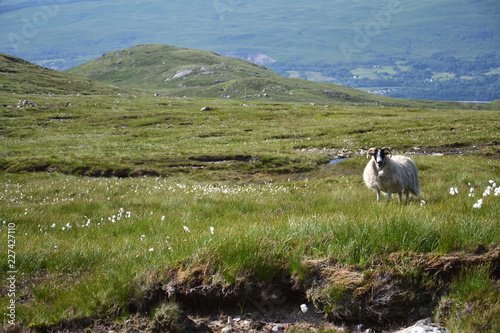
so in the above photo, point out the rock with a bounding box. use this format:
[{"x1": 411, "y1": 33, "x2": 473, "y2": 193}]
[
  {"x1": 394, "y1": 318, "x2": 447, "y2": 333},
  {"x1": 221, "y1": 325, "x2": 234, "y2": 332},
  {"x1": 271, "y1": 325, "x2": 285, "y2": 332},
  {"x1": 18, "y1": 99, "x2": 37, "y2": 107},
  {"x1": 200, "y1": 106, "x2": 212, "y2": 111}
]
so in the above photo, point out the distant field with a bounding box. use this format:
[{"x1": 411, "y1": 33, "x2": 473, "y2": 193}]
[{"x1": 0, "y1": 91, "x2": 499, "y2": 331}]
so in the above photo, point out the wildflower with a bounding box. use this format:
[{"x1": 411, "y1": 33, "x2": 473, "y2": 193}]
[
  {"x1": 50, "y1": 223, "x2": 56, "y2": 228},
  {"x1": 483, "y1": 186, "x2": 492, "y2": 197},
  {"x1": 183, "y1": 226, "x2": 191, "y2": 233},
  {"x1": 300, "y1": 304, "x2": 308, "y2": 313},
  {"x1": 449, "y1": 187, "x2": 459, "y2": 195},
  {"x1": 161, "y1": 216, "x2": 166, "y2": 221},
  {"x1": 210, "y1": 226, "x2": 215, "y2": 235},
  {"x1": 468, "y1": 188, "x2": 475, "y2": 197},
  {"x1": 149, "y1": 248, "x2": 154, "y2": 252},
  {"x1": 420, "y1": 200, "x2": 427, "y2": 206},
  {"x1": 473, "y1": 199, "x2": 483, "y2": 209}
]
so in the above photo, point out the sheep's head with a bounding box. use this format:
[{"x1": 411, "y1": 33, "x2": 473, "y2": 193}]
[{"x1": 368, "y1": 147, "x2": 392, "y2": 169}]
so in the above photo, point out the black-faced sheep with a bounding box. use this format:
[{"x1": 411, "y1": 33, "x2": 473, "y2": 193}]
[{"x1": 363, "y1": 147, "x2": 420, "y2": 203}]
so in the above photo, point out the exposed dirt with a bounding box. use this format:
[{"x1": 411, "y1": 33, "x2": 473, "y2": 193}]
[{"x1": 19, "y1": 245, "x2": 499, "y2": 333}]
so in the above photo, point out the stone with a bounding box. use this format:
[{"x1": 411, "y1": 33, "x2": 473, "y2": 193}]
[
  {"x1": 18, "y1": 99, "x2": 37, "y2": 107},
  {"x1": 394, "y1": 318, "x2": 447, "y2": 333}
]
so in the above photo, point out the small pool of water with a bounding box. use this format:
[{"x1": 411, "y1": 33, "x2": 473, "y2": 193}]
[{"x1": 328, "y1": 158, "x2": 347, "y2": 165}]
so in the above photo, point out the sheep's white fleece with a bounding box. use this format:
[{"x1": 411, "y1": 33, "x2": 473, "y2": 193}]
[{"x1": 363, "y1": 155, "x2": 419, "y2": 202}]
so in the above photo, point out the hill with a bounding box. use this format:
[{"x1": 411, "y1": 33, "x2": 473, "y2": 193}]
[
  {"x1": 66, "y1": 44, "x2": 380, "y2": 104},
  {"x1": 0, "y1": 53, "x2": 137, "y2": 95}
]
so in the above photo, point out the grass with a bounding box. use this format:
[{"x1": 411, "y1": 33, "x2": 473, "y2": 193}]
[
  {"x1": 0, "y1": 91, "x2": 499, "y2": 330},
  {"x1": 435, "y1": 266, "x2": 500, "y2": 332}
]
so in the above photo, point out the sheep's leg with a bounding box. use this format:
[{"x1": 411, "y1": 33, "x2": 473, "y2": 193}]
[
  {"x1": 405, "y1": 191, "x2": 409, "y2": 204},
  {"x1": 375, "y1": 189, "x2": 381, "y2": 202},
  {"x1": 398, "y1": 192, "x2": 403, "y2": 203},
  {"x1": 386, "y1": 192, "x2": 392, "y2": 202}
]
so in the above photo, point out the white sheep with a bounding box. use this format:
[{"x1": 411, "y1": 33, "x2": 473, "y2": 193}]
[{"x1": 363, "y1": 147, "x2": 420, "y2": 203}]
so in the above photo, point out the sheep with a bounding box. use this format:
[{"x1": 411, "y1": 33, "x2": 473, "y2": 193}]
[{"x1": 363, "y1": 147, "x2": 420, "y2": 203}]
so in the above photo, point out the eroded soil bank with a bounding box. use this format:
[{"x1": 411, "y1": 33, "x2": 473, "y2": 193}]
[{"x1": 21, "y1": 245, "x2": 499, "y2": 333}]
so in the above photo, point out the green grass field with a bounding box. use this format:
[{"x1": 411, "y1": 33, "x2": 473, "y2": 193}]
[{"x1": 0, "y1": 92, "x2": 499, "y2": 331}]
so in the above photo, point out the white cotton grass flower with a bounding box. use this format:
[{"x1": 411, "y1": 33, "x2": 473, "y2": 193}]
[
  {"x1": 210, "y1": 226, "x2": 215, "y2": 235},
  {"x1": 420, "y1": 200, "x2": 427, "y2": 206},
  {"x1": 473, "y1": 199, "x2": 483, "y2": 209},
  {"x1": 300, "y1": 304, "x2": 308, "y2": 313},
  {"x1": 449, "y1": 187, "x2": 459, "y2": 195},
  {"x1": 468, "y1": 188, "x2": 475, "y2": 197},
  {"x1": 149, "y1": 248, "x2": 154, "y2": 252},
  {"x1": 183, "y1": 226, "x2": 191, "y2": 233},
  {"x1": 483, "y1": 186, "x2": 492, "y2": 197}
]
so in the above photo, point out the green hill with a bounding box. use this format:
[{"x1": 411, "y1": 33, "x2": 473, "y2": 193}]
[
  {"x1": 0, "y1": 53, "x2": 137, "y2": 95},
  {"x1": 66, "y1": 44, "x2": 277, "y2": 92},
  {"x1": 65, "y1": 44, "x2": 378, "y2": 104}
]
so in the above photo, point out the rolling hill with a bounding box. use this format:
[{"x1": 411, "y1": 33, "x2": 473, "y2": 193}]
[
  {"x1": 65, "y1": 44, "x2": 382, "y2": 104},
  {"x1": 0, "y1": 53, "x2": 137, "y2": 95}
]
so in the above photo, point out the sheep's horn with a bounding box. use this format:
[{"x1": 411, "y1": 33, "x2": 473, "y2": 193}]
[{"x1": 367, "y1": 147, "x2": 376, "y2": 158}]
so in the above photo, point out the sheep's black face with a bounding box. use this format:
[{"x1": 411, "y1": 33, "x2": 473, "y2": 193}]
[
  {"x1": 374, "y1": 148, "x2": 386, "y2": 168},
  {"x1": 368, "y1": 147, "x2": 391, "y2": 169}
]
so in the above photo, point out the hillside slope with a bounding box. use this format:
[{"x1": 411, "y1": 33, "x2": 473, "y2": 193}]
[
  {"x1": 66, "y1": 44, "x2": 277, "y2": 91},
  {"x1": 66, "y1": 44, "x2": 380, "y2": 104},
  {"x1": 0, "y1": 53, "x2": 136, "y2": 95}
]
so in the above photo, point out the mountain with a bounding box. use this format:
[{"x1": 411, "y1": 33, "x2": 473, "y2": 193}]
[{"x1": 0, "y1": 53, "x2": 136, "y2": 95}]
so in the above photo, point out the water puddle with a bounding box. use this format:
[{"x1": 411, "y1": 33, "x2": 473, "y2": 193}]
[{"x1": 328, "y1": 158, "x2": 347, "y2": 165}]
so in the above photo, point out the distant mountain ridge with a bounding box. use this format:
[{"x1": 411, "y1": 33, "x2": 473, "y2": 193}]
[{"x1": 1, "y1": 0, "x2": 498, "y2": 69}]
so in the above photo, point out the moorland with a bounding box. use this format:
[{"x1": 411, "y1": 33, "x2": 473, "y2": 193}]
[{"x1": 0, "y1": 48, "x2": 499, "y2": 332}]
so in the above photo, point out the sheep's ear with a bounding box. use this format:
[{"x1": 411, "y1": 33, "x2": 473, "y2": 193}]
[
  {"x1": 367, "y1": 148, "x2": 376, "y2": 157},
  {"x1": 382, "y1": 147, "x2": 392, "y2": 158}
]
